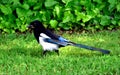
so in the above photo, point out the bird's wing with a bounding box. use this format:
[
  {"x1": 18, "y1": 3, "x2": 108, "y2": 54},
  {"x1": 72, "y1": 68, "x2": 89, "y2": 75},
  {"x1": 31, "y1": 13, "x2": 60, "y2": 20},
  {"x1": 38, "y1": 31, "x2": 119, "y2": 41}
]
[
  {"x1": 40, "y1": 33, "x2": 69, "y2": 46},
  {"x1": 58, "y1": 36, "x2": 69, "y2": 42},
  {"x1": 45, "y1": 29, "x2": 69, "y2": 42},
  {"x1": 43, "y1": 38, "x2": 68, "y2": 46},
  {"x1": 45, "y1": 29, "x2": 59, "y2": 40}
]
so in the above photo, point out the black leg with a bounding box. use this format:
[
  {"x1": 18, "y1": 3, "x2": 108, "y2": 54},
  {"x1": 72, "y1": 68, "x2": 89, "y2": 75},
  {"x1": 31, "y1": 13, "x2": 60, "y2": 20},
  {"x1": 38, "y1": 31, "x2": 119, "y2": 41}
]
[
  {"x1": 55, "y1": 50, "x2": 59, "y2": 56},
  {"x1": 43, "y1": 50, "x2": 47, "y2": 56}
]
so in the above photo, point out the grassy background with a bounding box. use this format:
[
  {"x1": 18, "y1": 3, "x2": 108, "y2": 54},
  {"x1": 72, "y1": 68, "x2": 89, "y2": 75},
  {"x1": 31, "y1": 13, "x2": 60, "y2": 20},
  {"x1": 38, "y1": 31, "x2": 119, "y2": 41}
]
[{"x1": 0, "y1": 30, "x2": 120, "y2": 75}]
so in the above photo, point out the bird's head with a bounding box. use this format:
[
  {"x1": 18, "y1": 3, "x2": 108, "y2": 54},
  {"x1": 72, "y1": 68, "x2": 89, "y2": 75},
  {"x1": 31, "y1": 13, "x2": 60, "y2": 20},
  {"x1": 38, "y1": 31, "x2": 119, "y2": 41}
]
[{"x1": 27, "y1": 20, "x2": 45, "y2": 30}]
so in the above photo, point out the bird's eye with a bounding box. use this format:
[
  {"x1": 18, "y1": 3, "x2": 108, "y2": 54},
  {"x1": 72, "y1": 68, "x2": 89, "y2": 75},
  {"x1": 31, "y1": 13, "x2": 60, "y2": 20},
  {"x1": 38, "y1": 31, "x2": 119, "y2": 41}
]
[
  {"x1": 34, "y1": 23, "x2": 36, "y2": 25},
  {"x1": 34, "y1": 23, "x2": 37, "y2": 26}
]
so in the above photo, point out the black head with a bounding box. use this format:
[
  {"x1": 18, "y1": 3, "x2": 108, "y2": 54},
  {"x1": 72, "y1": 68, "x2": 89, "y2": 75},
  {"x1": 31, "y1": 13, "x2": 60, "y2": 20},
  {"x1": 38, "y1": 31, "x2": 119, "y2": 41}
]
[
  {"x1": 28, "y1": 20, "x2": 46, "y2": 43},
  {"x1": 27, "y1": 20, "x2": 45, "y2": 29}
]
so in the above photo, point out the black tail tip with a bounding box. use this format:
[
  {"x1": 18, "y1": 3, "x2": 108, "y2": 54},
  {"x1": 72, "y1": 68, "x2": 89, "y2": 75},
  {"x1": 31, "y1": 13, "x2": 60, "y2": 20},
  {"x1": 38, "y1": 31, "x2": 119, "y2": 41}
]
[{"x1": 102, "y1": 50, "x2": 110, "y2": 54}]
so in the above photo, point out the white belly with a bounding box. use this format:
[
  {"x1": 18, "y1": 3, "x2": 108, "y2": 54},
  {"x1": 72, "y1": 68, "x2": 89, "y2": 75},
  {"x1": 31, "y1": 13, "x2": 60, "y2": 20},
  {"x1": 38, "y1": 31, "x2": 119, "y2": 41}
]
[{"x1": 39, "y1": 33, "x2": 58, "y2": 51}]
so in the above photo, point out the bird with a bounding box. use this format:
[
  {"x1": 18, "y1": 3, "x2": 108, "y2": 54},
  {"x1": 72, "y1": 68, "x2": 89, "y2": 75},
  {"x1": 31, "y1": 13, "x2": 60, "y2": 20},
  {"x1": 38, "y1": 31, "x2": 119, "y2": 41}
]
[{"x1": 27, "y1": 20, "x2": 110, "y2": 56}]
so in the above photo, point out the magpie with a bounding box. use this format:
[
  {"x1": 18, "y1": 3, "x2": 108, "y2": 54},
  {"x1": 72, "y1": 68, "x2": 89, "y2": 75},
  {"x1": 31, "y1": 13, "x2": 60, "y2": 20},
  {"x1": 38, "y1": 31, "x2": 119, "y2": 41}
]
[{"x1": 28, "y1": 20, "x2": 110, "y2": 56}]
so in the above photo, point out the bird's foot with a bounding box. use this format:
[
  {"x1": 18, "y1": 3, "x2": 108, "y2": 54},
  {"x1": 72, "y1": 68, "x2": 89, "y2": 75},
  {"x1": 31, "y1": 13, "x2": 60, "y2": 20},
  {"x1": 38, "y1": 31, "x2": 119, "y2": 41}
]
[{"x1": 55, "y1": 50, "x2": 59, "y2": 56}]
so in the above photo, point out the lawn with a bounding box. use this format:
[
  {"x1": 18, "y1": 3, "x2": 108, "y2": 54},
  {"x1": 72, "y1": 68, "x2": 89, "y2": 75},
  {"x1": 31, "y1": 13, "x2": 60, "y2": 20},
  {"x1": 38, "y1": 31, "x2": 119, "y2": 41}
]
[{"x1": 0, "y1": 30, "x2": 120, "y2": 75}]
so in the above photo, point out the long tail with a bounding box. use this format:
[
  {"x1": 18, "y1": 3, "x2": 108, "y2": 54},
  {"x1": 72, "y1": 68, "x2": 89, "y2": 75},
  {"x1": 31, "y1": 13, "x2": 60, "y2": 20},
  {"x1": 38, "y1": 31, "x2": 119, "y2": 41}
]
[
  {"x1": 68, "y1": 42, "x2": 110, "y2": 54},
  {"x1": 44, "y1": 38, "x2": 110, "y2": 54}
]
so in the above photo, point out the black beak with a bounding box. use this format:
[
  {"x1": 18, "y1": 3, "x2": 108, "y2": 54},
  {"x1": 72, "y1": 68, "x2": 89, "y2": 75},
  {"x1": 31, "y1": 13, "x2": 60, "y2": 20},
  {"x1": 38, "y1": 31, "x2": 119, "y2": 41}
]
[
  {"x1": 27, "y1": 25, "x2": 31, "y2": 28},
  {"x1": 27, "y1": 25, "x2": 34, "y2": 29}
]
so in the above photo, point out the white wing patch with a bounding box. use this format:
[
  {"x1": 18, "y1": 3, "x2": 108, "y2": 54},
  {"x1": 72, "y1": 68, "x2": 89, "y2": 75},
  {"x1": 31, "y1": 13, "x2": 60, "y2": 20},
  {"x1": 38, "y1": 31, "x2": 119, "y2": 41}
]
[
  {"x1": 40, "y1": 33, "x2": 50, "y2": 38},
  {"x1": 39, "y1": 33, "x2": 58, "y2": 51}
]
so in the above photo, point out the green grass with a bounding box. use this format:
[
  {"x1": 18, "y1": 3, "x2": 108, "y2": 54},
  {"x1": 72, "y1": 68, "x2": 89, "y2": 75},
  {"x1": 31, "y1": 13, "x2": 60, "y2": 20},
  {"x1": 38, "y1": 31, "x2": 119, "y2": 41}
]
[{"x1": 0, "y1": 30, "x2": 120, "y2": 75}]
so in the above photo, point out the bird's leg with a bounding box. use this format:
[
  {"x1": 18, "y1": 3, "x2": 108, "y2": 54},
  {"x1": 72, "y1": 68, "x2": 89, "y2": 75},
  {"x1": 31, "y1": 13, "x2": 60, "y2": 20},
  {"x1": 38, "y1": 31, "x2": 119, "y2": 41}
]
[
  {"x1": 42, "y1": 50, "x2": 47, "y2": 56},
  {"x1": 55, "y1": 50, "x2": 59, "y2": 56}
]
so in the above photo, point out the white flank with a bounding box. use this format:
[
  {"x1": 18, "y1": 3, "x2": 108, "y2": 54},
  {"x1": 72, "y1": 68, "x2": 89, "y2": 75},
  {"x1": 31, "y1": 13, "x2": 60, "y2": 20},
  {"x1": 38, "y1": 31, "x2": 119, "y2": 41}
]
[{"x1": 39, "y1": 33, "x2": 58, "y2": 51}]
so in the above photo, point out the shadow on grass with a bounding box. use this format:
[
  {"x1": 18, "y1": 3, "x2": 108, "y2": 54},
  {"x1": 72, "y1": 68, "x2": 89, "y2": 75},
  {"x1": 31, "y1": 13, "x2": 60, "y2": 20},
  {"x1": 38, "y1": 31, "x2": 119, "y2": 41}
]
[
  {"x1": 0, "y1": 47, "x2": 42, "y2": 58},
  {"x1": 0, "y1": 46, "x2": 107, "y2": 59}
]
